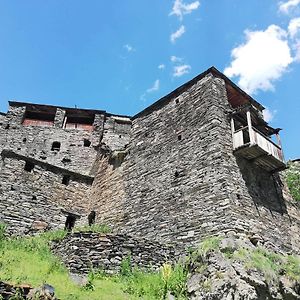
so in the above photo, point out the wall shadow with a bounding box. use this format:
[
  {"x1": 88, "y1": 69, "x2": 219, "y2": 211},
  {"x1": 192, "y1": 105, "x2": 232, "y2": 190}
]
[{"x1": 236, "y1": 157, "x2": 287, "y2": 215}]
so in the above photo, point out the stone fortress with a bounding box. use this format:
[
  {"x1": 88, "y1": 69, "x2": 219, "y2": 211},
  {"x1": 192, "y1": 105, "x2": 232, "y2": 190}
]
[{"x1": 0, "y1": 66, "x2": 299, "y2": 256}]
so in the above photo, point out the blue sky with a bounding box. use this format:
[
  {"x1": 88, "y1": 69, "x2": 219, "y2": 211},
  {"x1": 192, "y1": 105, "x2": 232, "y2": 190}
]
[{"x1": 0, "y1": 0, "x2": 299, "y2": 159}]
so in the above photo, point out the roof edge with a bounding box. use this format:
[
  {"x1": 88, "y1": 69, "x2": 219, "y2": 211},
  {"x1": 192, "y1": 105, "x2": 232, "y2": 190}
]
[
  {"x1": 133, "y1": 66, "x2": 264, "y2": 120},
  {"x1": 8, "y1": 100, "x2": 131, "y2": 119}
]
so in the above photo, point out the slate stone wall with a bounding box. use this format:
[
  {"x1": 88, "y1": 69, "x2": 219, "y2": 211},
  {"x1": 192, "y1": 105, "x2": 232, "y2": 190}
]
[
  {"x1": 0, "y1": 103, "x2": 131, "y2": 234},
  {"x1": 88, "y1": 152, "x2": 127, "y2": 229},
  {"x1": 0, "y1": 104, "x2": 131, "y2": 176},
  {"x1": 94, "y1": 73, "x2": 300, "y2": 253},
  {"x1": 52, "y1": 232, "x2": 176, "y2": 274},
  {"x1": 0, "y1": 154, "x2": 92, "y2": 235},
  {"x1": 0, "y1": 104, "x2": 103, "y2": 176},
  {"x1": 117, "y1": 74, "x2": 235, "y2": 246}
]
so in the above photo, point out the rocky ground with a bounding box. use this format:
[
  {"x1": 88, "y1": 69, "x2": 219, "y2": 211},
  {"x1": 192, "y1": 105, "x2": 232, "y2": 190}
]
[{"x1": 187, "y1": 235, "x2": 300, "y2": 300}]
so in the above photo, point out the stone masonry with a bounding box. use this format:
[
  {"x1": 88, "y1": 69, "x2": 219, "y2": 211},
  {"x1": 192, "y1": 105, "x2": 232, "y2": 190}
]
[
  {"x1": 0, "y1": 66, "x2": 299, "y2": 255},
  {"x1": 52, "y1": 232, "x2": 176, "y2": 274}
]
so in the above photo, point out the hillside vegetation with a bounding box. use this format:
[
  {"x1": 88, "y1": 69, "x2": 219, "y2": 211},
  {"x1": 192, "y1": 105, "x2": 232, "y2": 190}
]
[
  {"x1": 285, "y1": 160, "x2": 300, "y2": 202},
  {"x1": 0, "y1": 224, "x2": 188, "y2": 300}
]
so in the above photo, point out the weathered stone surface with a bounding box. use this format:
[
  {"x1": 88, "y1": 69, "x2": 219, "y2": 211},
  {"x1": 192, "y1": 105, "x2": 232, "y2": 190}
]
[
  {"x1": 0, "y1": 103, "x2": 131, "y2": 234},
  {"x1": 52, "y1": 232, "x2": 176, "y2": 274},
  {"x1": 0, "y1": 68, "x2": 300, "y2": 256},
  {"x1": 187, "y1": 236, "x2": 300, "y2": 300},
  {"x1": 91, "y1": 72, "x2": 300, "y2": 255}
]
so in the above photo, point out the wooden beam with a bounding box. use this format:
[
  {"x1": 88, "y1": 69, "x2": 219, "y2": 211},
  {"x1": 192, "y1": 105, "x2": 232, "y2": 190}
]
[{"x1": 246, "y1": 110, "x2": 254, "y2": 144}]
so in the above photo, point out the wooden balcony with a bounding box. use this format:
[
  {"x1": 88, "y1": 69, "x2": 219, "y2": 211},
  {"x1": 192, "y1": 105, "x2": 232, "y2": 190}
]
[{"x1": 231, "y1": 111, "x2": 286, "y2": 172}]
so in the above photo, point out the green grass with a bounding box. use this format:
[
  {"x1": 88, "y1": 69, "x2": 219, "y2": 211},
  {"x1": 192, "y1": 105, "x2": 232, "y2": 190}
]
[{"x1": 0, "y1": 225, "x2": 188, "y2": 299}]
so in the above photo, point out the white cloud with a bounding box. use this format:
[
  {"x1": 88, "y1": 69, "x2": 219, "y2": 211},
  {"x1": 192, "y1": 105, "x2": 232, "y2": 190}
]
[
  {"x1": 173, "y1": 64, "x2": 191, "y2": 77},
  {"x1": 263, "y1": 107, "x2": 277, "y2": 122},
  {"x1": 169, "y1": 0, "x2": 200, "y2": 20},
  {"x1": 123, "y1": 44, "x2": 135, "y2": 52},
  {"x1": 170, "y1": 25, "x2": 186, "y2": 43},
  {"x1": 288, "y1": 17, "x2": 300, "y2": 38},
  {"x1": 158, "y1": 64, "x2": 165, "y2": 70},
  {"x1": 279, "y1": 0, "x2": 300, "y2": 14},
  {"x1": 224, "y1": 25, "x2": 293, "y2": 94},
  {"x1": 140, "y1": 79, "x2": 160, "y2": 101},
  {"x1": 170, "y1": 55, "x2": 183, "y2": 62},
  {"x1": 293, "y1": 39, "x2": 300, "y2": 61},
  {"x1": 146, "y1": 79, "x2": 160, "y2": 93}
]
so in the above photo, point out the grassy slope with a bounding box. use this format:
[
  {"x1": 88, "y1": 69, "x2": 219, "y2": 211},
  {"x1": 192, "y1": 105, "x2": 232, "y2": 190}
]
[{"x1": 0, "y1": 228, "x2": 187, "y2": 300}]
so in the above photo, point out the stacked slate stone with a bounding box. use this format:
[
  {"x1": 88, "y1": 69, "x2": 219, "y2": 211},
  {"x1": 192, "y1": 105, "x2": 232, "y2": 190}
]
[{"x1": 52, "y1": 232, "x2": 176, "y2": 274}]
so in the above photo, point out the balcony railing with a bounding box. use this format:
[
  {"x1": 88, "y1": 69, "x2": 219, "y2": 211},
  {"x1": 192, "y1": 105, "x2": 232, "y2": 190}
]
[
  {"x1": 231, "y1": 109, "x2": 285, "y2": 172},
  {"x1": 233, "y1": 126, "x2": 284, "y2": 163}
]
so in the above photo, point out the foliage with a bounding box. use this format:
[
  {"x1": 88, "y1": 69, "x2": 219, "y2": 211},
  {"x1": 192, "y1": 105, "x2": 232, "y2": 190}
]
[
  {"x1": 197, "y1": 236, "x2": 221, "y2": 257},
  {"x1": 73, "y1": 224, "x2": 111, "y2": 234},
  {"x1": 120, "y1": 254, "x2": 132, "y2": 276},
  {"x1": 234, "y1": 247, "x2": 281, "y2": 283},
  {"x1": 122, "y1": 263, "x2": 188, "y2": 299},
  {"x1": 285, "y1": 161, "x2": 300, "y2": 202},
  {"x1": 0, "y1": 226, "x2": 188, "y2": 299},
  {"x1": 283, "y1": 255, "x2": 300, "y2": 281}
]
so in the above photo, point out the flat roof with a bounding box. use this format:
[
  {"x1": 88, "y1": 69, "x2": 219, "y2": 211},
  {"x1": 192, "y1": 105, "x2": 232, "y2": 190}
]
[{"x1": 8, "y1": 101, "x2": 131, "y2": 119}]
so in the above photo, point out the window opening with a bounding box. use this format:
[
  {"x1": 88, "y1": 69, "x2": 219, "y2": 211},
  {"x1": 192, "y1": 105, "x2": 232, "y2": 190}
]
[
  {"x1": 64, "y1": 112, "x2": 95, "y2": 131},
  {"x1": 24, "y1": 161, "x2": 34, "y2": 172},
  {"x1": 88, "y1": 210, "x2": 96, "y2": 226},
  {"x1": 83, "y1": 139, "x2": 91, "y2": 147},
  {"x1": 23, "y1": 137, "x2": 27, "y2": 143},
  {"x1": 62, "y1": 158, "x2": 71, "y2": 163},
  {"x1": 62, "y1": 175, "x2": 70, "y2": 185},
  {"x1": 22, "y1": 109, "x2": 55, "y2": 127},
  {"x1": 175, "y1": 171, "x2": 179, "y2": 178},
  {"x1": 64, "y1": 215, "x2": 76, "y2": 231},
  {"x1": 178, "y1": 135, "x2": 182, "y2": 141},
  {"x1": 51, "y1": 141, "x2": 61, "y2": 151}
]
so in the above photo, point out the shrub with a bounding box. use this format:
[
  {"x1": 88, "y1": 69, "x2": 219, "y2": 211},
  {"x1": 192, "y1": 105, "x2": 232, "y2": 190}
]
[{"x1": 285, "y1": 162, "x2": 300, "y2": 202}]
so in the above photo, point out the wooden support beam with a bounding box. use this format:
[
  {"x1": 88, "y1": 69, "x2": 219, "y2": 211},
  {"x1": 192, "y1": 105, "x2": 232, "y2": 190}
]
[
  {"x1": 231, "y1": 118, "x2": 235, "y2": 148},
  {"x1": 246, "y1": 110, "x2": 254, "y2": 144}
]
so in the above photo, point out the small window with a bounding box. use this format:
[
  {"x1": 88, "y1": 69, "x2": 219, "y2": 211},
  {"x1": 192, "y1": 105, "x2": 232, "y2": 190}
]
[
  {"x1": 23, "y1": 137, "x2": 27, "y2": 143},
  {"x1": 64, "y1": 215, "x2": 76, "y2": 231},
  {"x1": 178, "y1": 135, "x2": 182, "y2": 141},
  {"x1": 32, "y1": 196, "x2": 37, "y2": 200},
  {"x1": 62, "y1": 158, "x2": 71, "y2": 163},
  {"x1": 88, "y1": 210, "x2": 96, "y2": 226},
  {"x1": 83, "y1": 139, "x2": 91, "y2": 147},
  {"x1": 51, "y1": 141, "x2": 61, "y2": 151},
  {"x1": 174, "y1": 171, "x2": 179, "y2": 178},
  {"x1": 24, "y1": 161, "x2": 34, "y2": 172},
  {"x1": 62, "y1": 175, "x2": 70, "y2": 185},
  {"x1": 175, "y1": 99, "x2": 179, "y2": 104}
]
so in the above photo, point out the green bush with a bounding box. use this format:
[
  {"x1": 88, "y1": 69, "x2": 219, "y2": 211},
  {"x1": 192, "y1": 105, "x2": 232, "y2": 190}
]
[
  {"x1": 197, "y1": 236, "x2": 221, "y2": 257},
  {"x1": 285, "y1": 162, "x2": 300, "y2": 202}
]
